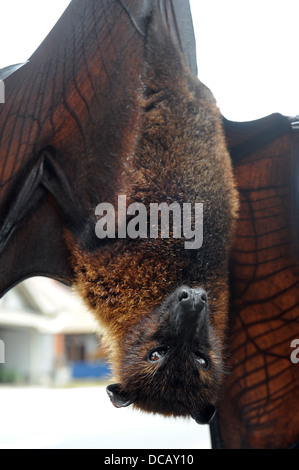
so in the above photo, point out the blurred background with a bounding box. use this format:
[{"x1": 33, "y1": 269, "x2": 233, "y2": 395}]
[
  {"x1": 0, "y1": 277, "x2": 107, "y2": 387},
  {"x1": 0, "y1": 277, "x2": 211, "y2": 449}
]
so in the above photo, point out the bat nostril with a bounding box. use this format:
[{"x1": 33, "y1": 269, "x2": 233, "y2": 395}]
[
  {"x1": 178, "y1": 289, "x2": 190, "y2": 302},
  {"x1": 193, "y1": 289, "x2": 207, "y2": 305}
]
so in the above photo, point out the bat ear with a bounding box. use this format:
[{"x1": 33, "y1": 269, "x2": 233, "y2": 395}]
[
  {"x1": 106, "y1": 384, "x2": 134, "y2": 408},
  {"x1": 191, "y1": 404, "x2": 217, "y2": 425}
]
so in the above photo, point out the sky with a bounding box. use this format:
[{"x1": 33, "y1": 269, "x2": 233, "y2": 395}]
[
  {"x1": 190, "y1": 0, "x2": 299, "y2": 120},
  {"x1": 0, "y1": 0, "x2": 298, "y2": 121}
]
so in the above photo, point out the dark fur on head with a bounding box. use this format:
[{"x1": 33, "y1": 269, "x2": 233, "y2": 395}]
[
  {"x1": 109, "y1": 286, "x2": 224, "y2": 424},
  {"x1": 66, "y1": 6, "x2": 239, "y2": 424}
]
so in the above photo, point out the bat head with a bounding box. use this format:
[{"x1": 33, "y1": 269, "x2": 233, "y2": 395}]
[{"x1": 106, "y1": 285, "x2": 222, "y2": 424}]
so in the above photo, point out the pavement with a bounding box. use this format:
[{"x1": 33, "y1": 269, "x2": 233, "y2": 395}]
[{"x1": 0, "y1": 386, "x2": 211, "y2": 449}]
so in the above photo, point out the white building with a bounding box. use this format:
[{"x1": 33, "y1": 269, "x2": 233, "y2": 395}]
[{"x1": 0, "y1": 278, "x2": 101, "y2": 385}]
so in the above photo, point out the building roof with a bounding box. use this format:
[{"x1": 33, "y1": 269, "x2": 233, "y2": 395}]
[{"x1": 0, "y1": 277, "x2": 99, "y2": 334}]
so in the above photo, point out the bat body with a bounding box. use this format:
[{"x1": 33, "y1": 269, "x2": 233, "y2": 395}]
[
  {"x1": 0, "y1": 0, "x2": 238, "y2": 425},
  {"x1": 69, "y1": 9, "x2": 238, "y2": 421}
]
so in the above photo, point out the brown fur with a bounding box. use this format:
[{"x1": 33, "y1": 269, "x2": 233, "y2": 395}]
[{"x1": 65, "y1": 9, "x2": 239, "y2": 420}]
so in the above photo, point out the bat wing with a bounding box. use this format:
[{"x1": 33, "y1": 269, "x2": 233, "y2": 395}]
[
  {"x1": 112, "y1": 0, "x2": 197, "y2": 74},
  {"x1": 0, "y1": 0, "x2": 197, "y2": 297},
  {"x1": 157, "y1": 0, "x2": 197, "y2": 75},
  {"x1": 210, "y1": 113, "x2": 299, "y2": 449}
]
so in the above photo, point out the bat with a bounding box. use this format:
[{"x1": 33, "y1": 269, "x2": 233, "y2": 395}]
[
  {"x1": 0, "y1": 0, "x2": 239, "y2": 427},
  {"x1": 0, "y1": 0, "x2": 298, "y2": 447}
]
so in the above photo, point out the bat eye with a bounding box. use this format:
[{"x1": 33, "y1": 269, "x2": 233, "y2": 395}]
[
  {"x1": 195, "y1": 353, "x2": 210, "y2": 370},
  {"x1": 147, "y1": 347, "x2": 168, "y2": 363}
]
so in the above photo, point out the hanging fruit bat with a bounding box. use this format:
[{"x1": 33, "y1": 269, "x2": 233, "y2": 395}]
[
  {"x1": 0, "y1": 0, "x2": 298, "y2": 447},
  {"x1": 0, "y1": 0, "x2": 238, "y2": 427}
]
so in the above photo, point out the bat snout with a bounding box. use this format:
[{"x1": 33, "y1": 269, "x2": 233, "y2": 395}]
[
  {"x1": 177, "y1": 287, "x2": 208, "y2": 313},
  {"x1": 173, "y1": 286, "x2": 209, "y2": 342}
]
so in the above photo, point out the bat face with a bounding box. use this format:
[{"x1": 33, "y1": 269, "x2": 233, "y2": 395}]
[{"x1": 106, "y1": 285, "x2": 221, "y2": 424}]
